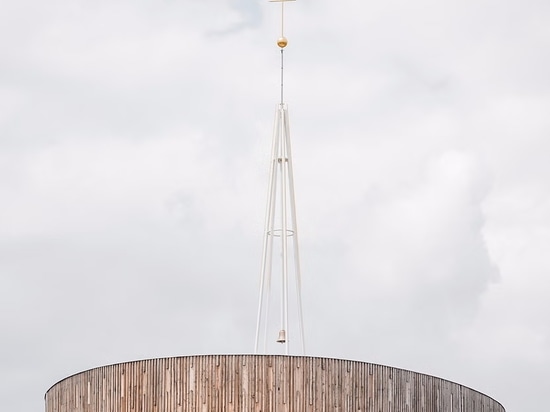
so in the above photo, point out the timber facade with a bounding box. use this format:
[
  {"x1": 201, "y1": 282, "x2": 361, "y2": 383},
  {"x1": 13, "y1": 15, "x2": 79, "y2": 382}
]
[{"x1": 45, "y1": 355, "x2": 505, "y2": 412}]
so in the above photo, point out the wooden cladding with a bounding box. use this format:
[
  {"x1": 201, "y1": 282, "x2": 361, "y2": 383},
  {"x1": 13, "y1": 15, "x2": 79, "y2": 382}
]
[{"x1": 45, "y1": 355, "x2": 505, "y2": 412}]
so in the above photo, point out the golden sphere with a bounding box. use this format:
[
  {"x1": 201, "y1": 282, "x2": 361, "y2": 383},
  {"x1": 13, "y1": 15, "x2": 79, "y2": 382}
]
[{"x1": 277, "y1": 37, "x2": 288, "y2": 48}]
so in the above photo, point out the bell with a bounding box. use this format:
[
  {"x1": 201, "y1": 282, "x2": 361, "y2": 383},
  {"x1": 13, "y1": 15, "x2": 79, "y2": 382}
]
[{"x1": 276, "y1": 330, "x2": 286, "y2": 343}]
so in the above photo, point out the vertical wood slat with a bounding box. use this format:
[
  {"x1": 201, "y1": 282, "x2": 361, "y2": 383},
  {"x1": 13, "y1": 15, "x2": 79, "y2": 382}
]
[{"x1": 45, "y1": 355, "x2": 505, "y2": 412}]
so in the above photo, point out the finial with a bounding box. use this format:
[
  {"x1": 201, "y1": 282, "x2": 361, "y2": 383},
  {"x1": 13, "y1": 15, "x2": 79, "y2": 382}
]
[
  {"x1": 277, "y1": 37, "x2": 288, "y2": 48},
  {"x1": 269, "y1": 0, "x2": 296, "y2": 48}
]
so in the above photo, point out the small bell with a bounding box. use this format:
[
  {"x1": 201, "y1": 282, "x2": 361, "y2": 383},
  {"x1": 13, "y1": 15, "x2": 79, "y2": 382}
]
[{"x1": 276, "y1": 330, "x2": 286, "y2": 343}]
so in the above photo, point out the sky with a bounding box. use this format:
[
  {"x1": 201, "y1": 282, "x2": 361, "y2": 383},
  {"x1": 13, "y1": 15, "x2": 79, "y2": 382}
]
[{"x1": 1, "y1": 0, "x2": 549, "y2": 411}]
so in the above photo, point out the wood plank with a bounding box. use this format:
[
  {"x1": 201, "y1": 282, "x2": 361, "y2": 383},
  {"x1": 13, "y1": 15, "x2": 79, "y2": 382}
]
[{"x1": 45, "y1": 355, "x2": 506, "y2": 412}]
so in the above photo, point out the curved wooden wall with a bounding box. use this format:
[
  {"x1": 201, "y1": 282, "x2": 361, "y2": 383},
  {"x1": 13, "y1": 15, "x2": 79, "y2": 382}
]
[{"x1": 45, "y1": 355, "x2": 505, "y2": 412}]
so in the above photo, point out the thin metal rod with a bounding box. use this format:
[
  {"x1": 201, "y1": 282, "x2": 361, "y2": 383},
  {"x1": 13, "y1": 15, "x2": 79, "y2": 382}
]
[
  {"x1": 263, "y1": 110, "x2": 281, "y2": 352},
  {"x1": 262, "y1": 173, "x2": 277, "y2": 353},
  {"x1": 283, "y1": 108, "x2": 306, "y2": 354},
  {"x1": 255, "y1": 107, "x2": 281, "y2": 353},
  {"x1": 280, "y1": 50, "x2": 284, "y2": 105},
  {"x1": 281, "y1": 1, "x2": 285, "y2": 36},
  {"x1": 280, "y1": 106, "x2": 290, "y2": 356}
]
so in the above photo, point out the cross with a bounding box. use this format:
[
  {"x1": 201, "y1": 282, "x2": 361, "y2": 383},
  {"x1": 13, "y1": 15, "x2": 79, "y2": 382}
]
[{"x1": 269, "y1": 0, "x2": 296, "y2": 40}]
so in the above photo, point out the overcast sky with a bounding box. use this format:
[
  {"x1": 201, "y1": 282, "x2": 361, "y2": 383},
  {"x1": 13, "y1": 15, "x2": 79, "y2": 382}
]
[{"x1": 1, "y1": 0, "x2": 549, "y2": 411}]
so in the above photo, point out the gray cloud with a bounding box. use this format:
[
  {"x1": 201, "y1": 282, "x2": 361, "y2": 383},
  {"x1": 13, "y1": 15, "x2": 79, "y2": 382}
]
[{"x1": 1, "y1": 0, "x2": 549, "y2": 411}]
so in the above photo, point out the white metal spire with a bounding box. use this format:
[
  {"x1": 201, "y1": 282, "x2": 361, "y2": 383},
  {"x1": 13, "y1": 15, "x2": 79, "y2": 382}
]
[{"x1": 255, "y1": 0, "x2": 305, "y2": 355}]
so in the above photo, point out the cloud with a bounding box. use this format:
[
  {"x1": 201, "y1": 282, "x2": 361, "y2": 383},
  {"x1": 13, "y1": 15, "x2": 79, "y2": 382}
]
[{"x1": 1, "y1": 0, "x2": 550, "y2": 411}]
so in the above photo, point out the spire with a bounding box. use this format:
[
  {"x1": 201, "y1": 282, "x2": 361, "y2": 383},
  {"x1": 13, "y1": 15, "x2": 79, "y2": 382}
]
[{"x1": 255, "y1": 0, "x2": 305, "y2": 355}]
